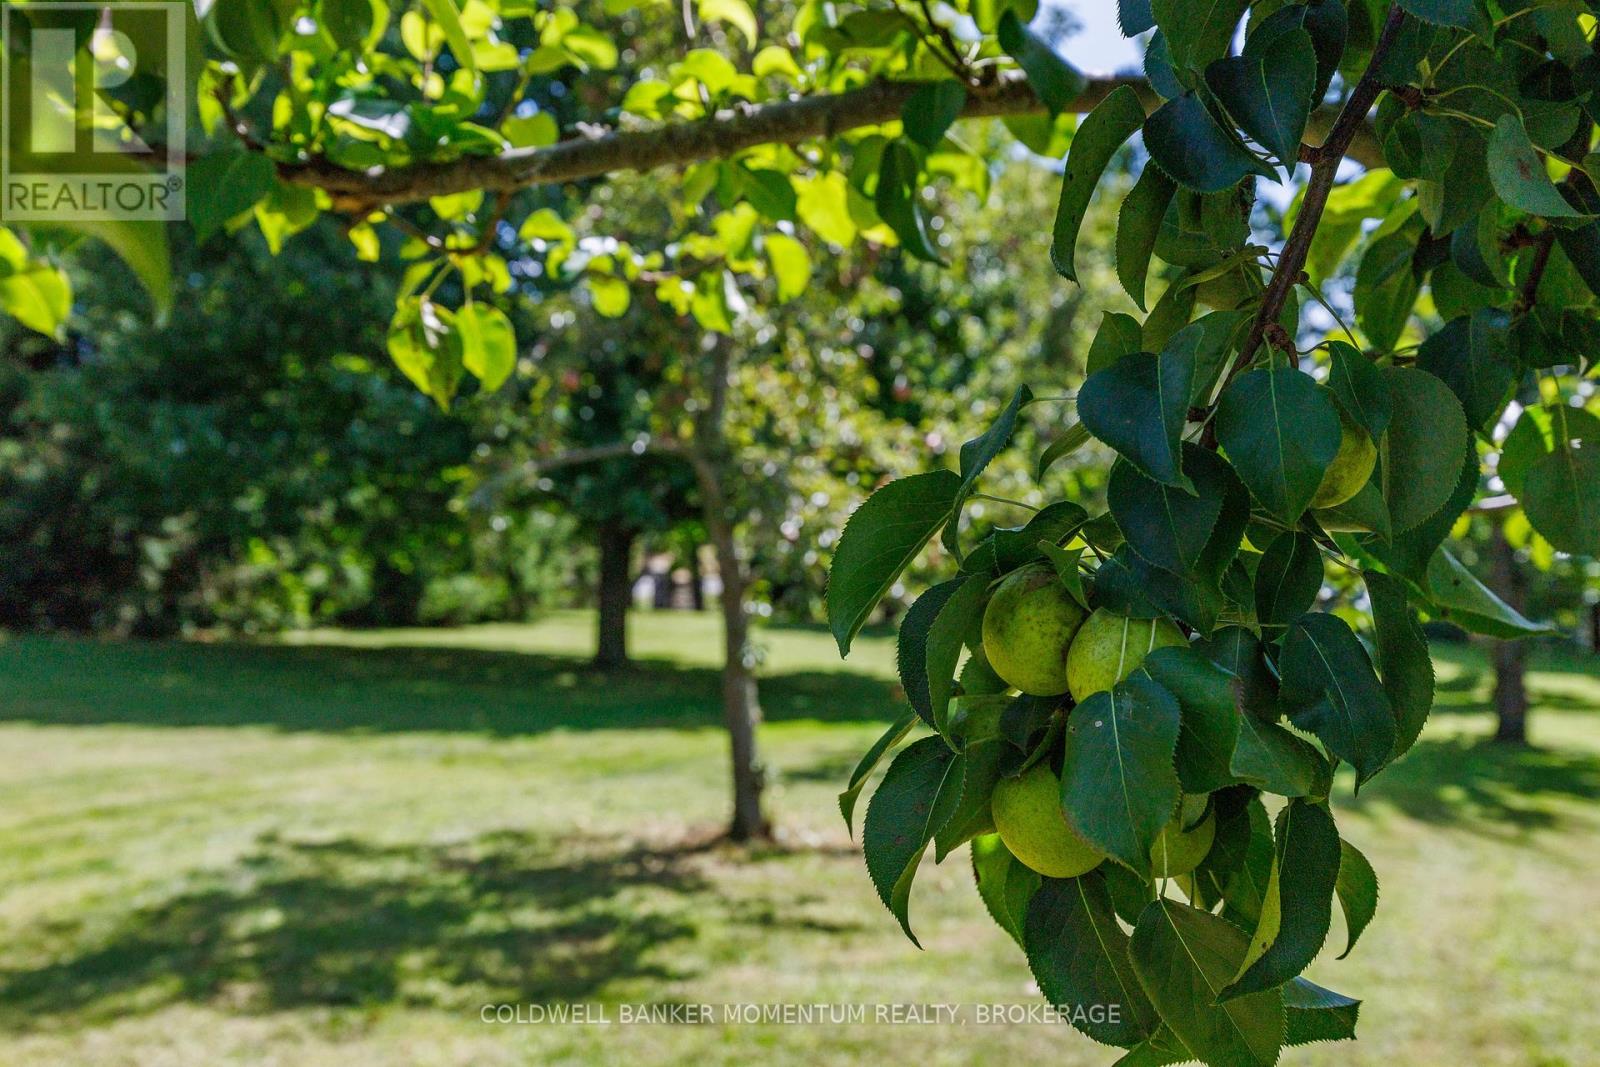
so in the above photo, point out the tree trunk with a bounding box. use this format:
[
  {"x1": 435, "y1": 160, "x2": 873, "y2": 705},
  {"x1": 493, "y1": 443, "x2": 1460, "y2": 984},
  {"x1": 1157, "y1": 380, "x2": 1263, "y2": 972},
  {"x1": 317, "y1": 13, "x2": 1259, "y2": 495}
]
[
  {"x1": 1488, "y1": 522, "x2": 1529, "y2": 745},
  {"x1": 593, "y1": 519, "x2": 635, "y2": 669},
  {"x1": 687, "y1": 545, "x2": 706, "y2": 611}
]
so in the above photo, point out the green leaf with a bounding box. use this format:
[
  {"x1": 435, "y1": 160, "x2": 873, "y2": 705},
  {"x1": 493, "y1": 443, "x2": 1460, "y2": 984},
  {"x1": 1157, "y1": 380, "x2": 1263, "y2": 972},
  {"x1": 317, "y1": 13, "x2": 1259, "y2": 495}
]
[
  {"x1": 1365, "y1": 569, "x2": 1434, "y2": 761},
  {"x1": 991, "y1": 501, "x2": 1089, "y2": 572},
  {"x1": 1216, "y1": 367, "x2": 1342, "y2": 523},
  {"x1": 862, "y1": 736, "x2": 963, "y2": 945},
  {"x1": 1051, "y1": 85, "x2": 1146, "y2": 281},
  {"x1": 876, "y1": 139, "x2": 942, "y2": 263},
  {"x1": 1354, "y1": 226, "x2": 1420, "y2": 351},
  {"x1": 1425, "y1": 548, "x2": 1558, "y2": 637},
  {"x1": 1128, "y1": 899, "x2": 1285, "y2": 1067},
  {"x1": 1119, "y1": 0, "x2": 1154, "y2": 36},
  {"x1": 1254, "y1": 531, "x2": 1323, "y2": 630},
  {"x1": 828, "y1": 470, "x2": 962, "y2": 656},
  {"x1": 1117, "y1": 166, "x2": 1178, "y2": 310},
  {"x1": 972, "y1": 833, "x2": 1039, "y2": 947},
  {"x1": 898, "y1": 579, "x2": 964, "y2": 726},
  {"x1": 422, "y1": 0, "x2": 475, "y2": 71},
  {"x1": 1039, "y1": 542, "x2": 1091, "y2": 610},
  {"x1": 1223, "y1": 798, "x2": 1340, "y2": 1000},
  {"x1": 925, "y1": 575, "x2": 991, "y2": 738},
  {"x1": 1284, "y1": 976, "x2": 1361, "y2": 1045},
  {"x1": 1398, "y1": 0, "x2": 1484, "y2": 32},
  {"x1": 765, "y1": 232, "x2": 811, "y2": 301},
  {"x1": 1109, "y1": 446, "x2": 1245, "y2": 578},
  {"x1": 698, "y1": 0, "x2": 757, "y2": 46},
  {"x1": 1334, "y1": 838, "x2": 1379, "y2": 960},
  {"x1": 187, "y1": 149, "x2": 277, "y2": 243},
  {"x1": 1060, "y1": 672, "x2": 1182, "y2": 877},
  {"x1": 999, "y1": 9, "x2": 1089, "y2": 115},
  {"x1": 1523, "y1": 434, "x2": 1600, "y2": 555},
  {"x1": 323, "y1": 0, "x2": 378, "y2": 50},
  {"x1": 1094, "y1": 546, "x2": 1225, "y2": 634},
  {"x1": 1143, "y1": 646, "x2": 1242, "y2": 795},
  {"x1": 456, "y1": 303, "x2": 516, "y2": 391},
  {"x1": 1037, "y1": 422, "x2": 1093, "y2": 479},
  {"x1": 1232, "y1": 712, "x2": 1329, "y2": 798},
  {"x1": 44, "y1": 219, "x2": 171, "y2": 317},
  {"x1": 903, "y1": 81, "x2": 967, "y2": 149},
  {"x1": 1245, "y1": 0, "x2": 1348, "y2": 99},
  {"x1": 1025, "y1": 872, "x2": 1161, "y2": 1047},
  {"x1": 1087, "y1": 310, "x2": 1145, "y2": 376},
  {"x1": 1170, "y1": 310, "x2": 1252, "y2": 408},
  {"x1": 1327, "y1": 340, "x2": 1392, "y2": 440},
  {"x1": 1192, "y1": 792, "x2": 1277, "y2": 926},
  {"x1": 1152, "y1": 0, "x2": 1248, "y2": 70},
  {"x1": 1417, "y1": 310, "x2": 1517, "y2": 431},
  {"x1": 840, "y1": 711, "x2": 918, "y2": 833},
  {"x1": 934, "y1": 712, "x2": 1010, "y2": 859},
  {"x1": 1079, "y1": 350, "x2": 1195, "y2": 490},
  {"x1": 1145, "y1": 92, "x2": 1276, "y2": 194},
  {"x1": 0, "y1": 260, "x2": 69, "y2": 339},
  {"x1": 1280, "y1": 612, "x2": 1398, "y2": 787},
  {"x1": 945, "y1": 385, "x2": 1034, "y2": 559},
  {"x1": 387, "y1": 298, "x2": 464, "y2": 409},
  {"x1": 1487, "y1": 115, "x2": 1587, "y2": 218},
  {"x1": 1206, "y1": 28, "x2": 1317, "y2": 165},
  {"x1": 1382, "y1": 367, "x2": 1471, "y2": 533}
]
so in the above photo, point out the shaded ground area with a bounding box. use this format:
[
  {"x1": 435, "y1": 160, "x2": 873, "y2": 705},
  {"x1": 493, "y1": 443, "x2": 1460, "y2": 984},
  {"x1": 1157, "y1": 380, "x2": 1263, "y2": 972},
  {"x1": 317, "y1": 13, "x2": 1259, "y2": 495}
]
[{"x1": 0, "y1": 616, "x2": 1596, "y2": 1066}]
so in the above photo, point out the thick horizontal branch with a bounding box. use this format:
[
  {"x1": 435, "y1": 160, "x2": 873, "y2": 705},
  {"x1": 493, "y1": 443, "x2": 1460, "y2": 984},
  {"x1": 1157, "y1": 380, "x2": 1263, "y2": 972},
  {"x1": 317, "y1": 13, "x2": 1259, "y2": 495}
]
[{"x1": 279, "y1": 73, "x2": 1383, "y2": 210}]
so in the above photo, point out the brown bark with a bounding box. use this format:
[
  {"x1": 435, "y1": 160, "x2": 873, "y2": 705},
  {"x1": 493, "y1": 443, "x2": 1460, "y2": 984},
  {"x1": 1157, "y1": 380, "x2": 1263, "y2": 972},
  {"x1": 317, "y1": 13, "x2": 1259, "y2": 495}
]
[
  {"x1": 276, "y1": 74, "x2": 1382, "y2": 210},
  {"x1": 1489, "y1": 522, "x2": 1530, "y2": 745},
  {"x1": 594, "y1": 519, "x2": 636, "y2": 669}
]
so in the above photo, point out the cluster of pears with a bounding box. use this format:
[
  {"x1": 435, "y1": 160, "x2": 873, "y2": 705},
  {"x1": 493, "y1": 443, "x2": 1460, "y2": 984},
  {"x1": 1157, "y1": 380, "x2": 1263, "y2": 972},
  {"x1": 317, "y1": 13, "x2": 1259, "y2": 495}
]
[{"x1": 978, "y1": 563, "x2": 1214, "y2": 879}]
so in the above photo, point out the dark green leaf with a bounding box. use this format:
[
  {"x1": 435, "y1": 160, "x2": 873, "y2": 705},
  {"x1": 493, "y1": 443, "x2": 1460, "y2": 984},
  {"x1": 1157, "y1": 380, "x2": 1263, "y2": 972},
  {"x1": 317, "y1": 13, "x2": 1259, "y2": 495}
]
[
  {"x1": 925, "y1": 575, "x2": 991, "y2": 737},
  {"x1": 990, "y1": 501, "x2": 1089, "y2": 571},
  {"x1": 1025, "y1": 872, "x2": 1160, "y2": 1047},
  {"x1": 1108, "y1": 455, "x2": 1224, "y2": 577},
  {"x1": 323, "y1": 0, "x2": 377, "y2": 49},
  {"x1": 1206, "y1": 28, "x2": 1317, "y2": 165},
  {"x1": 1327, "y1": 340, "x2": 1393, "y2": 439},
  {"x1": 1417, "y1": 310, "x2": 1517, "y2": 431},
  {"x1": 1365, "y1": 569, "x2": 1434, "y2": 761},
  {"x1": 1232, "y1": 712, "x2": 1330, "y2": 798},
  {"x1": 1487, "y1": 114, "x2": 1588, "y2": 218},
  {"x1": 902, "y1": 81, "x2": 967, "y2": 149},
  {"x1": 1169, "y1": 310, "x2": 1252, "y2": 407},
  {"x1": 1087, "y1": 310, "x2": 1146, "y2": 376},
  {"x1": 863, "y1": 736, "x2": 963, "y2": 945},
  {"x1": 934, "y1": 733, "x2": 1007, "y2": 859},
  {"x1": 1038, "y1": 422, "x2": 1094, "y2": 478},
  {"x1": 1128, "y1": 900, "x2": 1285, "y2": 1067},
  {"x1": 1118, "y1": 0, "x2": 1155, "y2": 36},
  {"x1": 1397, "y1": 0, "x2": 1483, "y2": 32},
  {"x1": 1254, "y1": 531, "x2": 1324, "y2": 630},
  {"x1": 1216, "y1": 367, "x2": 1342, "y2": 523},
  {"x1": 1280, "y1": 612, "x2": 1398, "y2": 787},
  {"x1": 1523, "y1": 434, "x2": 1600, "y2": 555},
  {"x1": 829, "y1": 470, "x2": 962, "y2": 656},
  {"x1": 946, "y1": 385, "x2": 1034, "y2": 553},
  {"x1": 1094, "y1": 545, "x2": 1225, "y2": 633},
  {"x1": 1365, "y1": 445, "x2": 1476, "y2": 581},
  {"x1": 972, "y1": 833, "x2": 1040, "y2": 947},
  {"x1": 1152, "y1": 0, "x2": 1248, "y2": 70},
  {"x1": 1381, "y1": 367, "x2": 1470, "y2": 533},
  {"x1": 1193, "y1": 792, "x2": 1277, "y2": 926},
  {"x1": 1039, "y1": 542, "x2": 1091, "y2": 611},
  {"x1": 1145, "y1": 92, "x2": 1276, "y2": 194},
  {"x1": 876, "y1": 139, "x2": 943, "y2": 263},
  {"x1": 1354, "y1": 226, "x2": 1420, "y2": 351},
  {"x1": 840, "y1": 711, "x2": 918, "y2": 832},
  {"x1": 1223, "y1": 799, "x2": 1340, "y2": 1000},
  {"x1": 1425, "y1": 548, "x2": 1559, "y2": 637},
  {"x1": 1051, "y1": 85, "x2": 1146, "y2": 281},
  {"x1": 999, "y1": 9, "x2": 1089, "y2": 114},
  {"x1": 1284, "y1": 976, "x2": 1361, "y2": 1045},
  {"x1": 1117, "y1": 166, "x2": 1178, "y2": 311},
  {"x1": 1060, "y1": 673, "x2": 1182, "y2": 877},
  {"x1": 1334, "y1": 838, "x2": 1379, "y2": 960},
  {"x1": 1079, "y1": 351, "x2": 1195, "y2": 490},
  {"x1": 1245, "y1": 0, "x2": 1348, "y2": 99},
  {"x1": 1143, "y1": 646, "x2": 1241, "y2": 794}
]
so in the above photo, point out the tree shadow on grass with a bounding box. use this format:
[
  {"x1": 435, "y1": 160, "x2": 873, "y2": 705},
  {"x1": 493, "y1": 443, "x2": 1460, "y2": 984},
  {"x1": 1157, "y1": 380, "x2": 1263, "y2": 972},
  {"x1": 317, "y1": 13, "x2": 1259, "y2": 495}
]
[
  {"x1": 1348, "y1": 733, "x2": 1600, "y2": 837},
  {"x1": 0, "y1": 829, "x2": 863, "y2": 1031},
  {"x1": 0, "y1": 636, "x2": 903, "y2": 735}
]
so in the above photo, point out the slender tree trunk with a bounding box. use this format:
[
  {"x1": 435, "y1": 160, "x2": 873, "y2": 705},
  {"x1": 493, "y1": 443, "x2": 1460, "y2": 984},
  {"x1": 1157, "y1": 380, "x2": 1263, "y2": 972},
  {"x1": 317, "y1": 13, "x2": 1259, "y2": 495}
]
[
  {"x1": 687, "y1": 335, "x2": 769, "y2": 841},
  {"x1": 1489, "y1": 522, "x2": 1529, "y2": 745},
  {"x1": 687, "y1": 545, "x2": 706, "y2": 611},
  {"x1": 594, "y1": 519, "x2": 636, "y2": 668}
]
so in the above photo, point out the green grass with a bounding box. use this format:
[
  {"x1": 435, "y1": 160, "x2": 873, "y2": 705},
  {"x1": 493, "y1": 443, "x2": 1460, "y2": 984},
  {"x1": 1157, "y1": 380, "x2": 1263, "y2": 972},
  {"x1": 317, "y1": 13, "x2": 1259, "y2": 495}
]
[{"x1": 0, "y1": 612, "x2": 1597, "y2": 1066}]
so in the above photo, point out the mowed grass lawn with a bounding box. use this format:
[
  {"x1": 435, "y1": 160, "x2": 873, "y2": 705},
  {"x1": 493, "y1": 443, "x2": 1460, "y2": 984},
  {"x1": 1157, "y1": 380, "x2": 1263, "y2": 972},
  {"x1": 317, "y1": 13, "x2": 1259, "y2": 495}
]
[{"x1": 0, "y1": 610, "x2": 1598, "y2": 1067}]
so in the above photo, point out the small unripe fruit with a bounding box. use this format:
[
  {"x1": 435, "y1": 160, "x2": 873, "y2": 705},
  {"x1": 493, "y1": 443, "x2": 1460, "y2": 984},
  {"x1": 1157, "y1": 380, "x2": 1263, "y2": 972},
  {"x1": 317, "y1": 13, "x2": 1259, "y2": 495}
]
[
  {"x1": 1310, "y1": 408, "x2": 1377, "y2": 509},
  {"x1": 990, "y1": 764, "x2": 1105, "y2": 878},
  {"x1": 1149, "y1": 808, "x2": 1217, "y2": 878},
  {"x1": 1065, "y1": 608, "x2": 1186, "y2": 703},
  {"x1": 981, "y1": 563, "x2": 1087, "y2": 696}
]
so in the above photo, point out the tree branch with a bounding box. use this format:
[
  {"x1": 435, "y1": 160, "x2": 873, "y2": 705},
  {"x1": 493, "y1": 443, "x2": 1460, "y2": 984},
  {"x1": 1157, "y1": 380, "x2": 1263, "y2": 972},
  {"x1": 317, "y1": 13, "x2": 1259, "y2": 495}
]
[
  {"x1": 1207, "y1": 4, "x2": 1408, "y2": 430},
  {"x1": 278, "y1": 73, "x2": 1382, "y2": 210}
]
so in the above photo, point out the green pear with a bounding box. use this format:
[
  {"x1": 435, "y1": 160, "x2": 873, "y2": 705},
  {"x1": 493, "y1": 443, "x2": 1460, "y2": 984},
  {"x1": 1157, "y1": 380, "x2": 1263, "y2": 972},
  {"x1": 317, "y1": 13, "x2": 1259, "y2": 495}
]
[
  {"x1": 1065, "y1": 608, "x2": 1186, "y2": 703},
  {"x1": 1310, "y1": 406, "x2": 1377, "y2": 509},
  {"x1": 980, "y1": 562, "x2": 1086, "y2": 696},
  {"x1": 1149, "y1": 807, "x2": 1216, "y2": 878},
  {"x1": 990, "y1": 763, "x2": 1104, "y2": 878}
]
